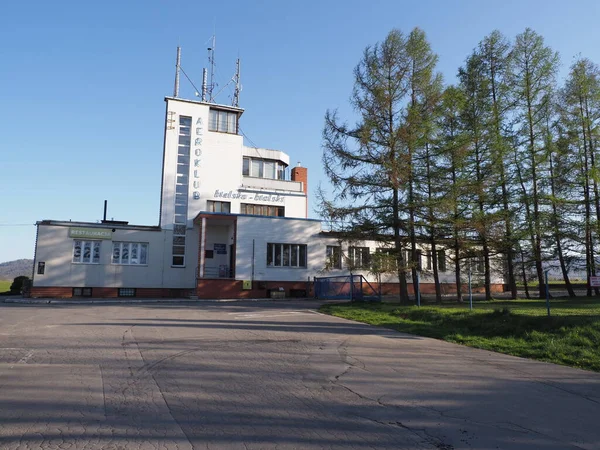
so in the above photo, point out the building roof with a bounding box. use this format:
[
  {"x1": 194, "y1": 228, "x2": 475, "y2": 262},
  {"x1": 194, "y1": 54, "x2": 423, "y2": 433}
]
[
  {"x1": 36, "y1": 220, "x2": 161, "y2": 232},
  {"x1": 164, "y1": 96, "x2": 244, "y2": 115}
]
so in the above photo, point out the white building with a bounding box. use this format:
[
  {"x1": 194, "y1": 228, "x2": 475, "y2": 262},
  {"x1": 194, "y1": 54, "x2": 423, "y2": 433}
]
[{"x1": 30, "y1": 51, "x2": 504, "y2": 299}]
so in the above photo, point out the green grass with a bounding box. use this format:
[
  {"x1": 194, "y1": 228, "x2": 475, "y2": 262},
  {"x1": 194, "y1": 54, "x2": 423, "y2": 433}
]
[
  {"x1": 319, "y1": 298, "x2": 600, "y2": 372},
  {"x1": 0, "y1": 280, "x2": 11, "y2": 294}
]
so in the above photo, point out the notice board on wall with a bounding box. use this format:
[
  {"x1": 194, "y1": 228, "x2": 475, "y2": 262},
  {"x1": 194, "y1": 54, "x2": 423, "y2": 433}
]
[{"x1": 214, "y1": 243, "x2": 227, "y2": 254}]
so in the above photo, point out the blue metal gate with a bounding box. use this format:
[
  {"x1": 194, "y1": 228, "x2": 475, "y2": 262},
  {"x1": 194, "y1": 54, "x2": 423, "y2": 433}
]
[{"x1": 314, "y1": 274, "x2": 381, "y2": 301}]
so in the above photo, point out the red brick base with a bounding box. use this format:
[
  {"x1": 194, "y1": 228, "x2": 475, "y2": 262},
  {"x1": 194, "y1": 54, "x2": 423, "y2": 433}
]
[
  {"x1": 29, "y1": 281, "x2": 504, "y2": 300},
  {"x1": 29, "y1": 286, "x2": 195, "y2": 299},
  {"x1": 196, "y1": 279, "x2": 311, "y2": 299}
]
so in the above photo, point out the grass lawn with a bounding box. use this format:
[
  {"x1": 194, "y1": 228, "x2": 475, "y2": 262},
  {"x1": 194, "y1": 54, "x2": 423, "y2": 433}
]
[
  {"x1": 0, "y1": 280, "x2": 11, "y2": 294},
  {"x1": 319, "y1": 298, "x2": 600, "y2": 372}
]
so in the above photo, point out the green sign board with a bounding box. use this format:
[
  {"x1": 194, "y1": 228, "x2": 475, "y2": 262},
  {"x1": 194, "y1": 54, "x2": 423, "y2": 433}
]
[{"x1": 68, "y1": 227, "x2": 113, "y2": 240}]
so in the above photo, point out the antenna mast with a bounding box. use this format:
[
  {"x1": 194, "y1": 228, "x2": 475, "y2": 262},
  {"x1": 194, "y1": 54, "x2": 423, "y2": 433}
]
[
  {"x1": 233, "y1": 58, "x2": 241, "y2": 107},
  {"x1": 201, "y1": 68, "x2": 208, "y2": 102},
  {"x1": 173, "y1": 46, "x2": 181, "y2": 97},
  {"x1": 207, "y1": 36, "x2": 216, "y2": 102}
]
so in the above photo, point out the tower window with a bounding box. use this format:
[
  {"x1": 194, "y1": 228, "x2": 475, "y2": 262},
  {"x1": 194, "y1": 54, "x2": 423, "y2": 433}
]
[{"x1": 208, "y1": 109, "x2": 238, "y2": 134}]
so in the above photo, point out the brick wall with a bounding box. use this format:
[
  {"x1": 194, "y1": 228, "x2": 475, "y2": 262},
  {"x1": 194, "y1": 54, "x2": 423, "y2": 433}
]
[{"x1": 290, "y1": 166, "x2": 308, "y2": 218}]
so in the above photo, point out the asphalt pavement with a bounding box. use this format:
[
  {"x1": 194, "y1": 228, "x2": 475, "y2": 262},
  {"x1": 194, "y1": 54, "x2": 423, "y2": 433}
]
[{"x1": 0, "y1": 299, "x2": 598, "y2": 449}]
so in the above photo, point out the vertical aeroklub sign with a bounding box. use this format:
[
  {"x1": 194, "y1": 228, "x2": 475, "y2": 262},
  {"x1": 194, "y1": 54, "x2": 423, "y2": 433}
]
[{"x1": 193, "y1": 117, "x2": 203, "y2": 200}]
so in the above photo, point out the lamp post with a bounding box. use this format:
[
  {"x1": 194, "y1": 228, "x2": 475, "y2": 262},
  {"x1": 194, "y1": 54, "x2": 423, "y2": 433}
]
[
  {"x1": 416, "y1": 270, "x2": 421, "y2": 307},
  {"x1": 468, "y1": 259, "x2": 473, "y2": 311},
  {"x1": 544, "y1": 269, "x2": 551, "y2": 317}
]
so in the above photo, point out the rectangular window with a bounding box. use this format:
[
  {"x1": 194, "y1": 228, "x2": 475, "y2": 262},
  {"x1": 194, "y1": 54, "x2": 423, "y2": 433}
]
[
  {"x1": 240, "y1": 203, "x2": 284, "y2": 217},
  {"x1": 73, "y1": 240, "x2": 101, "y2": 264},
  {"x1": 172, "y1": 225, "x2": 186, "y2": 266},
  {"x1": 118, "y1": 288, "x2": 136, "y2": 297},
  {"x1": 251, "y1": 159, "x2": 263, "y2": 178},
  {"x1": 375, "y1": 248, "x2": 397, "y2": 271},
  {"x1": 264, "y1": 161, "x2": 276, "y2": 179},
  {"x1": 326, "y1": 246, "x2": 342, "y2": 269},
  {"x1": 426, "y1": 252, "x2": 432, "y2": 270},
  {"x1": 475, "y1": 255, "x2": 485, "y2": 273},
  {"x1": 267, "y1": 243, "x2": 307, "y2": 268},
  {"x1": 112, "y1": 242, "x2": 148, "y2": 265},
  {"x1": 206, "y1": 200, "x2": 231, "y2": 213},
  {"x1": 37, "y1": 261, "x2": 45, "y2": 275},
  {"x1": 208, "y1": 109, "x2": 238, "y2": 134},
  {"x1": 416, "y1": 250, "x2": 423, "y2": 271},
  {"x1": 348, "y1": 246, "x2": 370, "y2": 269},
  {"x1": 73, "y1": 287, "x2": 93, "y2": 297},
  {"x1": 243, "y1": 157, "x2": 286, "y2": 180},
  {"x1": 179, "y1": 116, "x2": 191, "y2": 135},
  {"x1": 437, "y1": 250, "x2": 446, "y2": 272}
]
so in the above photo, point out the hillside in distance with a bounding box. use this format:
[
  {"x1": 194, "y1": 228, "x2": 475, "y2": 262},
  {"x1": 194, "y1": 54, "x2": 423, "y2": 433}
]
[{"x1": 0, "y1": 259, "x2": 33, "y2": 280}]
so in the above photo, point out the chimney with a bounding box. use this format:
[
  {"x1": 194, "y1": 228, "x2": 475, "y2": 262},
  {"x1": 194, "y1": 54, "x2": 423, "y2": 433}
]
[{"x1": 291, "y1": 162, "x2": 308, "y2": 218}]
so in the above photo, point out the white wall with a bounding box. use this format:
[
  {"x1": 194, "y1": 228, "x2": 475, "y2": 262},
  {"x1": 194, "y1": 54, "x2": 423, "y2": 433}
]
[
  {"x1": 234, "y1": 216, "x2": 505, "y2": 285},
  {"x1": 33, "y1": 224, "x2": 198, "y2": 289},
  {"x1": 160, "y1": 98, "x2": 308, "y2": 227}
]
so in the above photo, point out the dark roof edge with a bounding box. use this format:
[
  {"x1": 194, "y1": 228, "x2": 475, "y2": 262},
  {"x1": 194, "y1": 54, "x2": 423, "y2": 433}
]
[{"x1": 36, "y1": 220, "x2": 161, "y2": 232}]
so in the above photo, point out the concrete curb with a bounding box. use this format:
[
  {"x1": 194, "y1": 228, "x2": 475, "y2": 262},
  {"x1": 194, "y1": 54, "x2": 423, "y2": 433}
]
[{"x1": 2, "y1": 297, "x2": 314, "y2": 305}]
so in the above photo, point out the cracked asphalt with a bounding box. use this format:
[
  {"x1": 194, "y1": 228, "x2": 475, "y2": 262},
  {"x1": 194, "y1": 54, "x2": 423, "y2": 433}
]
[{"x1": 0, "y1": 300, "x2": 599, "y2": 449}]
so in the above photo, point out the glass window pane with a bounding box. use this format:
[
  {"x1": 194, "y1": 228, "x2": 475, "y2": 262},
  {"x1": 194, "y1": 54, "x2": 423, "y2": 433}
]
[
  {"x1": 267, "y1": 243, "x2": 274, "y2": 266},
  {"x1": 264, "y1": 161, "x2": 275, "y2": 179},
  {"x1": 252, "y1": 160, "x2": 263, "y2": 178},
  {"x1": 227, "y1": 112, "x2": 237, "y2": 133},
  {"x1": 222, "y1": 202, "x2": 230, "y2": 213},
  {"x1": 299, "y1": 245, "x2": 307, "y2": 267},
  {"x1": 131, "y1": 243, "x2": 138, "y2": 264},
  {"x1": 209, "y1": 110, "x2": 218, "y2": 131},
  {"x1": 218, "y1": 111, "x2": 228, "y2": 132},
  {"x1": 121, "y1": 244, "x2": 129, "y2": 264},
  {"x1": 173, "y1": 256, "x2": 185, "y2": 266},
  {"x1": 178, "y1": 153, "x2": 190, "y2": 165},
  {"x1": 174, "y1": 225, "x2": 186, "y2": 235},
  {"x1": 242, "y1": 157, "x2": 250, "y2": 176},
  {"x1": 140, "y1": 244, "x2": 148, "y2": 264},
  {"x1": 274, "y1": 244, "x2": 282, "y2": 266},
  {"x1": 173, "y1": 245, "x2": 185, "y2": 255},
  {"x1": 112, "y1": 243, "x2": 120, "y2": 264},
  {"x1": 291, "y1": 245, "x2": 298, "y2": 267},
  {"x1": 83, "y1": 241, "x2": 91, "y2": 263},
  {"x1": 73, "y1": 240, "x2": 82, "y2": 263},
  {"x1": 92, "y1": 242, "x2": 101, "y2": 263},
  {"x1": 174, "y1": 214, "x2": 186, "y2": 224},
  {"x1": 283, "y1": 245, "x2": 290, "y2": 266}
]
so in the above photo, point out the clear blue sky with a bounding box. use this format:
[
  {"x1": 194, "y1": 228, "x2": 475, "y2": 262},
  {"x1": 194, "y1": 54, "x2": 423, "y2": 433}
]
[{"x1": 2, "y1": 0, "x2": 599, "y2": 262}]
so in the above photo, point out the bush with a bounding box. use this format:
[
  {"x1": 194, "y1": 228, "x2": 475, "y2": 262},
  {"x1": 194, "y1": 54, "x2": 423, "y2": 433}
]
[{"x1": 10, "y1": 276, "x2": 29, "y2": 293}]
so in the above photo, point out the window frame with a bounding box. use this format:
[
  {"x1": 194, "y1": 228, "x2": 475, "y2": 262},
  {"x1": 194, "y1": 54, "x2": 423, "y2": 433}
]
[
  {"x1": 240, "y1": 203, "x2": 284, "y2": 217},
  {"x1": 118, "y1": 288, "x2": 136, "y2": 297},
  {"x1": 111, "y1": 242, "x2": 149, "y2": 266},
  {"x1": 347, "y1": 246, "x2": 370, "y2": 269},
  {"x1": 326, "y1": 245, "x2": 342, "y2": 269},
  {"x1": 208, "y1": 109, "x2": 238, "y2": 134},
  {"x1": 437, "y1": 249, "x2": 447, "y2": 272},
  {"x1": 206, "y1": 200, "x2": 231, "y2": 213},
  {"x1": 72, "y1": 240, "x2": 101, "y2": 264},
  {"x1": 73, "y1": 287, "x2": 93, "y2": 297},
  {"x1": 266, "y1": 243, "x2": 307, "y2": 268}
]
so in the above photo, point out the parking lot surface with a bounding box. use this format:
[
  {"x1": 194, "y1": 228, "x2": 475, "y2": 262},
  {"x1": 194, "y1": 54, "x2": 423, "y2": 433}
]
[{"x1": 0, "y1": 300, "x2": 599, "y2": 449}]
